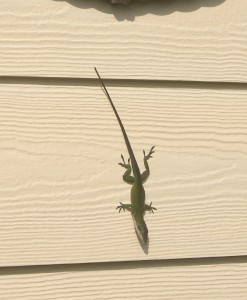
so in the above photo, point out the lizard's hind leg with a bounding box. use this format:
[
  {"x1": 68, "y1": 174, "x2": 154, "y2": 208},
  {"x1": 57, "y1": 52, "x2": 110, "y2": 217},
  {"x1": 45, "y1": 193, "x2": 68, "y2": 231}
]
[
  {"x1": 117, "y1": 155, "x2": 134, "y2": 213},
  {"x1": 119, "y1": 154, "x2": 135, "y2": 185},
  {"x1": 141, "y1": 146, "x2": 155, "y2": 183}
]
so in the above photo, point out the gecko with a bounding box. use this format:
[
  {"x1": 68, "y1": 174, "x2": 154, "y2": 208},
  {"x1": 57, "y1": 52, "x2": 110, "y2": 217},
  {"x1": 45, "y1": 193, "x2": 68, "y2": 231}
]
[{"x1": 94, "y1": 67, "x2": 156, "y2": 245}]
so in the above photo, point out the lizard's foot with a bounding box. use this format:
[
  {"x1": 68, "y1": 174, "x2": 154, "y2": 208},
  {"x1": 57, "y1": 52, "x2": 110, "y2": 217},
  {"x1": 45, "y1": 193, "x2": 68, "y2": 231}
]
[
  {"x1": 145, "y1": 201, "x2": 157, "y2": 214},
  {"x1": 143, "y1": 146, "x2": 155, "y2": 161},
  {"x1": 116, "y1": 202, "x2": 132, "y2": 213},
  {"x1": 118, "y1": 154, "x2": 130, "y2": 169}
]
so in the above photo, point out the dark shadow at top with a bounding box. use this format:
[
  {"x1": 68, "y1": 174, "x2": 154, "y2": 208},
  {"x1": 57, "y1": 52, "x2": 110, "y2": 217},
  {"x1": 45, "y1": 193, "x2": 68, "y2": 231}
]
[{"x1": 55, "y1": 0, "x2": 225, "y2": 21}]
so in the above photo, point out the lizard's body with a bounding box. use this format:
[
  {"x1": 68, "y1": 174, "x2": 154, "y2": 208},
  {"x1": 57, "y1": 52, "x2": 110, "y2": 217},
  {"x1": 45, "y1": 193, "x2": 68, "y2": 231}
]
[{"x1": 95, "y1": 68, "x2": 156, "y2": 245}]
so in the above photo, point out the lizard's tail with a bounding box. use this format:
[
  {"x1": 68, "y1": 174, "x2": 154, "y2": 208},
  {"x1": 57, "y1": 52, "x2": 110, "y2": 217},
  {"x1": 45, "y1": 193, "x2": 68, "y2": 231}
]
[{"x1": 94, "y1": 67, "x2": 141, "y2": 178}]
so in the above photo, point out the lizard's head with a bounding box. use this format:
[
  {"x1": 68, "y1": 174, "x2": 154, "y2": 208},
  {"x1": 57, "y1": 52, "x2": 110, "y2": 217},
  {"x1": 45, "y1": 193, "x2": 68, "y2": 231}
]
[{"x1": 133, "y1": 219, "x2": 148, "y2": 245}]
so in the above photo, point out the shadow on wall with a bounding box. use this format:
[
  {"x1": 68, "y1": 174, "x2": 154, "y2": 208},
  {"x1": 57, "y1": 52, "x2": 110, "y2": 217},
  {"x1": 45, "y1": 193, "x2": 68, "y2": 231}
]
[{"x1": 54, "y1": 0, "x2": 225, "y2": 21}]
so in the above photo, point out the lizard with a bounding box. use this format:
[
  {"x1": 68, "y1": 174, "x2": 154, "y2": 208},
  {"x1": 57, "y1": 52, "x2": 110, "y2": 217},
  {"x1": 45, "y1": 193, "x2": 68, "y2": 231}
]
[{"x1": 94, "y1": 67, "x2": 156, "y2": 245}]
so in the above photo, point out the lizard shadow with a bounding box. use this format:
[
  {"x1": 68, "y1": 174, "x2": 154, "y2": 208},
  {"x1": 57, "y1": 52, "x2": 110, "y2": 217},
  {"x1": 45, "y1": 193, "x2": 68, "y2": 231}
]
[{"x1": 55, "y1": 0, "x2": 225, "y2": 21}]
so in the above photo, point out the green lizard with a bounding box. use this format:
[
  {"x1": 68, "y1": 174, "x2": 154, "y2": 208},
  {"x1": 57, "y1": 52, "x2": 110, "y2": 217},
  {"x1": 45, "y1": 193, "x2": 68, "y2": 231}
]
[{"x1": 95, "y1": 68, "x2": 156, "y2": 245}]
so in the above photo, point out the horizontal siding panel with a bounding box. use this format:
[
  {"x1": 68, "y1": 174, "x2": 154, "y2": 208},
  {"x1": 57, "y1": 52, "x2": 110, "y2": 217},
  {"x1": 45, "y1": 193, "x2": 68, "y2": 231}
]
[
  {"x1": 0, "y1": 83, "x2": 247, "y2": 266},
  {"x1": 1, "y1": 261, "x2": 247, "y2": 299},
  {"x1": 0, "y1": 1, "x2": 246, "y2": 82}
]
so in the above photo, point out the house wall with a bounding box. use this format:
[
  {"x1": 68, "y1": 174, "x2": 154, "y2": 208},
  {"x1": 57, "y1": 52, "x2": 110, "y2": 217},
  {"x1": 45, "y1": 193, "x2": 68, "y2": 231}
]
[{"x1": 0, "y1": 0, "x2": 247, "y2": 298}]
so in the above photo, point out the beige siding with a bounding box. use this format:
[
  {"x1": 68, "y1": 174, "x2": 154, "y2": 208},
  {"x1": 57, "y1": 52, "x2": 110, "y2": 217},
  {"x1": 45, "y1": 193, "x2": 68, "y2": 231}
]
[
  {"x1": 0, "y1": 0, "x2": 246, "y2": 82},
  {"x1": 1, "y1": 260, "x2": 247, "y2": 299},
  {"x1": 0, "y1": 0, "x2": 247, "y2": 298},
  {"x1": 1, "y1": 83, "x2": 247, "y2": 266}
]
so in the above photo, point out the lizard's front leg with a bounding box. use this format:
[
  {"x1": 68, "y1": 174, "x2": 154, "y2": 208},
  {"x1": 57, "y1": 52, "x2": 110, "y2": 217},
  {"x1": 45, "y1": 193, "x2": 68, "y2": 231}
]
[
  {"x1": 116, "y1": 202, "x2": 132, "y2": 213},
  {"x1": 119, "y1": 154, "x2": 135, "y2": 185},
  {"x1": 145, "y1": 202, "x2": 157, "y2": 214},
  {"x1": 141, "y1": 146, "x2": 155, "y2": 183}
]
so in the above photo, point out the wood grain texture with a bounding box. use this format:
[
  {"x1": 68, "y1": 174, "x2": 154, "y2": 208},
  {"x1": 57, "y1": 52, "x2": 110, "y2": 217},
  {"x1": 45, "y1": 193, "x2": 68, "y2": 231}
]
[
  {"x1": 1, "y1": 261, "x2": 247, "y2": 299},
  {"x1": 0, "y1": 82, "x2": 247, "y2": 266},
  {"x1": 0, "y1": 0, "x2": 247, "y2": 82}
]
